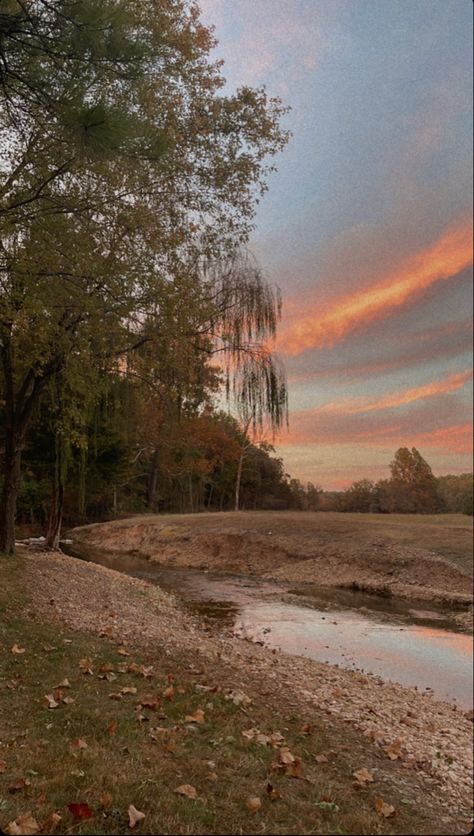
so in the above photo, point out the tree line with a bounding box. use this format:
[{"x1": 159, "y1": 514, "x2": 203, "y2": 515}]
[{"x1": 334, "y1": 448, "x2": 473, "y2": 515}]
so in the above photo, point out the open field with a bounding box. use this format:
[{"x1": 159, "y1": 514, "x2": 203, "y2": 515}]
[
  {"x1": 70, "y1": 511, "x2": 473, "y2": 607},
  {"x1": 1, "y1": 548, "x2": 473, "y2": 835}
]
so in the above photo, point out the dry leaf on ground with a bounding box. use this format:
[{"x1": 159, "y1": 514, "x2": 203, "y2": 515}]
[
  {"x1": 11, "y1": 644, "x2": 26, "y2": 655},
  {"x1": 353, "y1": 767, "x2": 375, "y2": 786},
  {"x1": 67, "y1": 803, "x2": 93, "y2": 821},
  {"x1": 185, "y1": 708, "x2": 205, "y2": 724},
  {"x1": 175, "y1": 784, "x2": 198, "y2": 798},
  {"x1": 374, "y1": 797, "x2": 396, "y2": 818},
  {"x1": 128, "y1": 804, "x2": 146, "y2": 828},
  {"x1": 4, "y1": 811, "x2": 39, "y2": 835},
  {"x1": 246, "y1": 797, "x2": 261, "y2": 813}
]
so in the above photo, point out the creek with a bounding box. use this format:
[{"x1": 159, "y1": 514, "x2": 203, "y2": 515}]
[{"x1": 63, "y1": 544, "x2": 473, "y2": 709}]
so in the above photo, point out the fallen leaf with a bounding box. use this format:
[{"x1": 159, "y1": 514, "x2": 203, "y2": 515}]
[
  {"x1": 314, "y1": 754, "x2": 329, "y2": 763},
  {"x1": 11, "y1": 644, "x2": 26, "y2": 655},
  {"x1": 128, "y1": 804, "x2": 146, "y2": 828},
  {"x1": 79, "y1": 658, "x2": 93, "y2": 675},
  {"x1": 67, "y1": 802, "x2": 93, "y2": 821},
  {"x1": 225, "y1": 689, "x2": 251, "y2": 706},
  {"x1": 121, "y1": 687, "x2": 138, "y2": 695},
  {"x1": 99, "y1": 626, "x2": 114, "y2": 637},
  {"x1": 99, "y1": 662, "x2": 115, "y2": 673},
  {"x1": 374, "y1": 797, "x2": 396, "y2": 818},
  {"x1": 100, "y1": 792, "x2": 113, "y2": 807},
  {"x1": 107, "y1": 720, "x2": 118, "y2": 736},
  {"x1": 8, "y1": 778, "x2": 31, "y2": 793},
  {"x1": 175, "y1": 784, "x2": 198, "y2": 798},
  {"x1": 43, "y1": 694, "x2": 60, "y2": 710},
  {"x1": 55, "y1": 678, "x2": 71, "y2": 688},
  {"x1": 109, "y1": 692, "x2": 123, "y2": 701},
  {"x1": 185, "y1": 708, "x2": 205, "y2": 724},
  {"x1": 43, "y1": 645, "x2": 56, "y2": 652},
  {"x1": 71, "y1": 738, "x2": 88, "y2": 750},
  {"x1": 117, "y1": 647, "x2": 130, "y2": 656},
  {"x1": 62, "y1": 696, "x2": 75, "y2": 705},
  {"x1": 4, "y1": 811, "x2": 39, "y2": 835},
  {"x1": 39, "y1": 812, "x2": 61, "y2": 833},
  {"x1": 353, "y1": 767, "x2": 375, "y2": 786},
  {"x1": 301, "y1": 723, "x2": 314, "y2": 735},
  {"x1": 266, "y1": 783, "x2": 282, "y2": 801},
  {"x1": 246, "y1": 797, "x2": 261, "y2": 814},
  {"x1": 0, "y1": 760, "x2": 6, "y2": 773},
  {"x1": 163, "y1": 685, "x2": 174, "y2": 700},
  {"x1": 138, "y1": 696, "x2": 160, "y2": 710}
]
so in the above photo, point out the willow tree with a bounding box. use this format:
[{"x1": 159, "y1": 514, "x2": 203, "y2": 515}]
[{"x1": 0, "y1": 0, "x2": 289, "y2": 553}]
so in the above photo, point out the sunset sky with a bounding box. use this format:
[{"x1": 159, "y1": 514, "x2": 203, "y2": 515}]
[{"x1": 199, "y1": 0, "x2": 473, "y2": 490}]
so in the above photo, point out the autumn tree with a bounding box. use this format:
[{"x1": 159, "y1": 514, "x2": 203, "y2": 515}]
[
  {"x1": 385, "y1": 447, "x2": 438, "y2": 513},
  {"x1": 0, "y1": 0, "x2": 289, "y2": 552}
]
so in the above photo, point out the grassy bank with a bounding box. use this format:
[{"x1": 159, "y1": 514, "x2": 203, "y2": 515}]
[{"x1": 0, "y1": 553, "x2": 471, "y2": 835}]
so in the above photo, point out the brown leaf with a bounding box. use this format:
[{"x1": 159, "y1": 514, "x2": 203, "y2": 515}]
[
  {"x1": 301, "y1": 723, "x2": 314, "y2": 735},
  {"x1": 79, "y1": 658, "x2": 93, "y2": 675},
  {"x1": 100, "y1": 792, "x2": 113, "y2": 807},
  {"x1": 185, "y1": 708, "x2": 205, "y2": 724},
  {"x1": 107, "y1": 720, "x2": 118, "y2": 736},
  {"x1": 121, "y1": 686, "x2": 138, "y2": 695},
  {"x1": 62, "y1": 695, "x2": 75, "y2": 705},
  {"x1": 99, "y1": 662, "x2": 115, "y2": 673},
  {"x1": 128, "y1": 804, "x2": 146, "y2": 828},
  {"x1": 225, "y1": 689, "x2": 251, "y2": 706},
  {"x1": 55, "y1": 678, "x2": 71, "y2": 688},
  {"x1": 43, "y1": 694, "x2": 60, "y2": 709},
  {"x1": 353, "y1": 767, "x2": 375, "y2": 786},
  {"x1": 11, "y1": 644, "x2": 26, "y2": 655},
  {"x1": 374, "y1": 797, "x2": 396, "y2": 818},
  {"x1": 109, "y1": 692, "x2": 123, "y2": 701},
  {"x1": 266, "y1": 783, "x2": 282, "y2": 801},
  {"x1": 39, "y1": 812, "x2": 61, "y2": 834},
  {"x1": 138, "y1": 696, "x2": 160, "y2": 710},
  {"x1": 0, "y1": 760, "x2": 6, "y2": 773},
  {"x1": 8, "y1": 778, "x2": 31, "y2": 793},
  {"x1": 246, "y1": 797, "x2": 261, "y2": 814},
  {"x1": 71, "y1": 738, "x2": 88, "y2": 750},
  {"x1": 4, "y1": 811, "x2": 39, "y2": 835},
  {"x1": 163, "y1": 685, "x2": 174, "y2": 700},
  {"x1": 117, "y1": 647, "x2": 130, "y2": 656},
  {"x1": 175, "y1": 784, "x2": 198, "y2": 799}
]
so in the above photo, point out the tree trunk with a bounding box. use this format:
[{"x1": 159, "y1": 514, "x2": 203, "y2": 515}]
[
  {"x1": 234, "y1": 447, "x2": 245, "y2": 511},
  {"x1": 44, "y1": 480, "x2": 64, "y2": 550},
  {"x1": 0, "y1": 436, "x2": 22, "y2": 554},
  {"x1": 147, "y1": 450, "x2": 160, "y2": 509}
]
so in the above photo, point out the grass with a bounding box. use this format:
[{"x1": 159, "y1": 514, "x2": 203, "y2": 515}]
[{"x1": 0, "y1": 554, "x2": 470, "y2": 835}]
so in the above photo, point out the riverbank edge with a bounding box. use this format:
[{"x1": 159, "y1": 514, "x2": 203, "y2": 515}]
[{"x1": 19, "y1": 545, "x2": 474, "y2": 821}]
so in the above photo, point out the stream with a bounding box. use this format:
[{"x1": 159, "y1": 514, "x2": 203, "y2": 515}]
[{"x1": 63, "y1": 544, "x2": 473, "y2": 710}]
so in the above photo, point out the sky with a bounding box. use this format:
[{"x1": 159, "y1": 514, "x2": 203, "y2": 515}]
[{"x1": 198, "y1": 0, "x2": 473, "y2": 490}]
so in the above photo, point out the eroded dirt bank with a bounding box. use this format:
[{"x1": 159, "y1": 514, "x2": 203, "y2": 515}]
[
  {"x1": 70, "y1": 511, "x2": 473, "y2": 608},
  {"x1": 22, "y1": 546, "x2": 473, "y2": 825}
]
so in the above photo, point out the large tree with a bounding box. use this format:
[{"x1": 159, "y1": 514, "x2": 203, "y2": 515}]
[{"x1": 0, "y1": 0, "x2": 289, "y2": 552}]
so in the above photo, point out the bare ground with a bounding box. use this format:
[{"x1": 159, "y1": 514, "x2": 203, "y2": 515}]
[{"x1": 70, "y1": 511, "x2": 473, "y2": 608}]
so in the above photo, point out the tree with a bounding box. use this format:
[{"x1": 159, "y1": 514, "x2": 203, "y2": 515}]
[
  {"x1": 339, "y1": 479, "x2": 376, "y2": 513},
  {"x1": 387, "y1": 447, "x2": 438, "y2": 513},
  {"x1": 0, "y1": 0, "x2": 289, "y2": 552}
]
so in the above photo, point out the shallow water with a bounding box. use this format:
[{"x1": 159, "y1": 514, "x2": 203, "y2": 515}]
[{"x1": 64, "y1": 544, "x2": 473, "y2": 709}]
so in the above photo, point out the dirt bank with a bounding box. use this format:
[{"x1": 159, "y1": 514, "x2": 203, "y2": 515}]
[{"x1": 70, "y1": 511, "x2": 473, "y2": 608}]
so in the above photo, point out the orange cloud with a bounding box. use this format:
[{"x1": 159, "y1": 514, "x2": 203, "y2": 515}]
[
  {"x1": 279, "y1": 219, "x2": 473, "y2": 356},
  {"x1": 276, "y1": 422, "x2": 473, "y2": 455},
  {"x1": 318, "y1": 369, "x2": 473, "y2": 415}
]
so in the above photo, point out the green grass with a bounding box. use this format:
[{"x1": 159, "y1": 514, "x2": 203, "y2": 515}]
[{"x1": 0, "y1": 554, "x2": 470, "y2": 835}]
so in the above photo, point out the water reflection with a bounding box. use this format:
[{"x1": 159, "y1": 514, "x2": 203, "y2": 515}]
[{"x1": 64, "y1": 544, "x2": 473, "y2": 709}]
